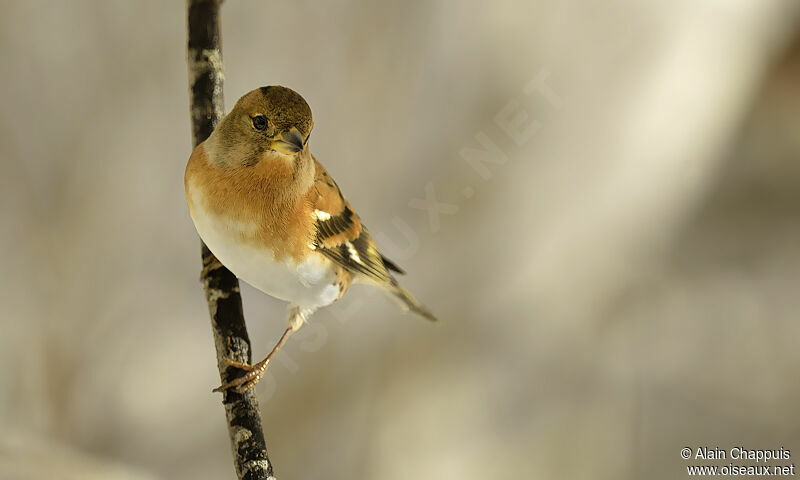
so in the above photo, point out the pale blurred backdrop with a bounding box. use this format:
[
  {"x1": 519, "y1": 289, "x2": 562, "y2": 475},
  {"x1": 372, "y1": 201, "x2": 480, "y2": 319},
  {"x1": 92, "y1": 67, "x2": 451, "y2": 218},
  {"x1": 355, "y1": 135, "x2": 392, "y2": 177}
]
[{"x1": 2, "y1": 1, "x2": 800, "y2": 479}]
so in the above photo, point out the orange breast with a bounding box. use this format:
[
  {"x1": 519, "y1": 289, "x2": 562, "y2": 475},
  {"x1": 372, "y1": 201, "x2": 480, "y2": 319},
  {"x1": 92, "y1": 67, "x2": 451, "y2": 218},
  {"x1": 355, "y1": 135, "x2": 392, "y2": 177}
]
[{"x1": 185, "y1": 143, "x2": 315, "y2": 262}]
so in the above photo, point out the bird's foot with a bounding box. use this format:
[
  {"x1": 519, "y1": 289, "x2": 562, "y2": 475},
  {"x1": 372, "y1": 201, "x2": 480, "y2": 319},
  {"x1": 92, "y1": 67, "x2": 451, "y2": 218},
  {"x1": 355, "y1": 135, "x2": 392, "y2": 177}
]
[
  {"x1": 213, "y1": 357, "x2": 271, "y2": 393},
  {"x1": 213, "y1": 321, "x2": 302, "y2": 394}
]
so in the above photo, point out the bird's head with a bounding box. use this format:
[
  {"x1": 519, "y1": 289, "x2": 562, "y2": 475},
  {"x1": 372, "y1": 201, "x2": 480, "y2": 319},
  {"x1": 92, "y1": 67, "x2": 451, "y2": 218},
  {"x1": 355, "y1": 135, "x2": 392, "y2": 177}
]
[{"x1": 210, "y1": 86, "x2": 314, "y2": 167}]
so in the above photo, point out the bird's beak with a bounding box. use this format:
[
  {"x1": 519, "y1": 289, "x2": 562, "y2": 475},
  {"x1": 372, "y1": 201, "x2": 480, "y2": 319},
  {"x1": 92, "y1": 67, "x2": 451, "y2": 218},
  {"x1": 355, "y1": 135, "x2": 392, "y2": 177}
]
[{"x1": 271, "y1": 127, "x2": 305, "y2": 154}]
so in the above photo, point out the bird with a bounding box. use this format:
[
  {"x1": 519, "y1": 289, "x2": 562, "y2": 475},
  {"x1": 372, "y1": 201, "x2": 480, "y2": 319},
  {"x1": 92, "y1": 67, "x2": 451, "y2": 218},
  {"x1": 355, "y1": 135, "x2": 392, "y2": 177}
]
[{"x1": 185, "y1": 86, "x2": 436, "y2": 393}]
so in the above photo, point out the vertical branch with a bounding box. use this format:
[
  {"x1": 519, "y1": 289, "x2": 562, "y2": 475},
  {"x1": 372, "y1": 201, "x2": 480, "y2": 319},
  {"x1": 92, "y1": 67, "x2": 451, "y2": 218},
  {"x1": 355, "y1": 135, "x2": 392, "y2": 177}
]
[{"x1": 186, "y1": 1, "x2": 275, "y2": 479}]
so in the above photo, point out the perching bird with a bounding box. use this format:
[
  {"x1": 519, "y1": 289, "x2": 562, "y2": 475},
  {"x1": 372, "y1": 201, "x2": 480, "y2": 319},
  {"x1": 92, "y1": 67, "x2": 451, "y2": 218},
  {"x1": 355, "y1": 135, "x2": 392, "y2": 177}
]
[{"x1": 185, "y1": 86, "x2": 436, "y2": 393}]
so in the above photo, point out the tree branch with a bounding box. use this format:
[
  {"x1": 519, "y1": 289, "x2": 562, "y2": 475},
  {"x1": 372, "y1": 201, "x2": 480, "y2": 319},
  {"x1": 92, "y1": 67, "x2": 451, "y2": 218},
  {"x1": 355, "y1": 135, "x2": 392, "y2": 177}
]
[{"x1": 187, "y1": 1, "x2": 275, "y2": 478}]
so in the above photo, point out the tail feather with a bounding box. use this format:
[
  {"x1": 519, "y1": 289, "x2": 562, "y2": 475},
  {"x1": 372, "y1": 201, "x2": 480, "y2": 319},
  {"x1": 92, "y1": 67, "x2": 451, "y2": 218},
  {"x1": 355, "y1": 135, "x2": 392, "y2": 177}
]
[
  {"x1": 380, "y1": 254, "x2": 406, "y2": 275},
  {"x1": 388, "y1": 284, "x2": 437, "y2": 322}
]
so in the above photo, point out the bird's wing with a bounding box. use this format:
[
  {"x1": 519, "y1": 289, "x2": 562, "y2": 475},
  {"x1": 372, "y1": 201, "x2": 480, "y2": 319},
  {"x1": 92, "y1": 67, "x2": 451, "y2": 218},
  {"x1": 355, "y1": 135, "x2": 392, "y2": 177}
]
[{"x1": 309, "y1": 156, "x2": 401, "y2": 284}]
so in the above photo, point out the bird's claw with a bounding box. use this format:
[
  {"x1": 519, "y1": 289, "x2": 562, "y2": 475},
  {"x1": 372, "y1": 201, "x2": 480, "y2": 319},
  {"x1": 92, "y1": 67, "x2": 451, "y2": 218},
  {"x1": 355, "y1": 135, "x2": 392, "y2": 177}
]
[
  {"x1": 221, "y1": 356, "x2": 253, "y2": 371},
  {"x1": 213, "y1": 357, "x2": 271, "y2": 393}
]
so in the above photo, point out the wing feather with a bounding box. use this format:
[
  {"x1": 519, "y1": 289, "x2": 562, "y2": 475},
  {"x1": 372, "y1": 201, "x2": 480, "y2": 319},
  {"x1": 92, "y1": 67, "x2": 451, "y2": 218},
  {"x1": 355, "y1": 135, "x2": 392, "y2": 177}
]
[{"x1": 308, "y1": 156, "x2": 400, "y2": 284}]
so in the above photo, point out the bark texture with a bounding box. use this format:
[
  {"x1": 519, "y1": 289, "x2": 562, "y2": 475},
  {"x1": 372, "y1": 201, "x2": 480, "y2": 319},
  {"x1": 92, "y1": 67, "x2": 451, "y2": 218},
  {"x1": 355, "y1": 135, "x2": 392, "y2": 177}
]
[{"x1": 187, "y1": 1, "x2": 275, "y2": 478}]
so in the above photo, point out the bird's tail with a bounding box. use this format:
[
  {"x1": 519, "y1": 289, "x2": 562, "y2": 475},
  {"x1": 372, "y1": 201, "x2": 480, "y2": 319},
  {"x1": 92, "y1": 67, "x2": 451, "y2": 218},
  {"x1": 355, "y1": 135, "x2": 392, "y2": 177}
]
[{"x1": 387, "y1": 283, "x2": 437, "y2": 322}]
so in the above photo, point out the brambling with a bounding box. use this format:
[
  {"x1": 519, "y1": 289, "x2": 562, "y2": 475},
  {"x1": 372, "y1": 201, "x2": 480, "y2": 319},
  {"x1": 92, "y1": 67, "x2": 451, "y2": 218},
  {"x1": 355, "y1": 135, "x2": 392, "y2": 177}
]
[{"x1": 185, "y1": 86, "x2": 436, "y2": 393}]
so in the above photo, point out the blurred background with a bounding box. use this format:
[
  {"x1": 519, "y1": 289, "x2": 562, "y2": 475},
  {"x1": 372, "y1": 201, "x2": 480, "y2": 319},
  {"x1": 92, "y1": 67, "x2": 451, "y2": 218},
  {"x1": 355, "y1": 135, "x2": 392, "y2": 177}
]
[{"x1": 2, "y1": 0, "x2": 800, "y2": 478}]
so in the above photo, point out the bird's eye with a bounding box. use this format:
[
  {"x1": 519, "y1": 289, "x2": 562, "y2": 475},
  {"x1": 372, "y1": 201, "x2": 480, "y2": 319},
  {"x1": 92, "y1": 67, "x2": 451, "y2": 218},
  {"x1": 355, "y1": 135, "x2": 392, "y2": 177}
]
[{"x1": 252, "y1": 115, "x2": 268, "y2": 131}]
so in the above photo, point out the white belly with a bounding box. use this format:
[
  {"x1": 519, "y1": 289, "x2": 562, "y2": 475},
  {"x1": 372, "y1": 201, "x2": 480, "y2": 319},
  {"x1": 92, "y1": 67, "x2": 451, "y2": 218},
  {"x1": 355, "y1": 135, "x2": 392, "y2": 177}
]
[{"x1": 187, "y1": 188, "x2": 340, "y2": 310}]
